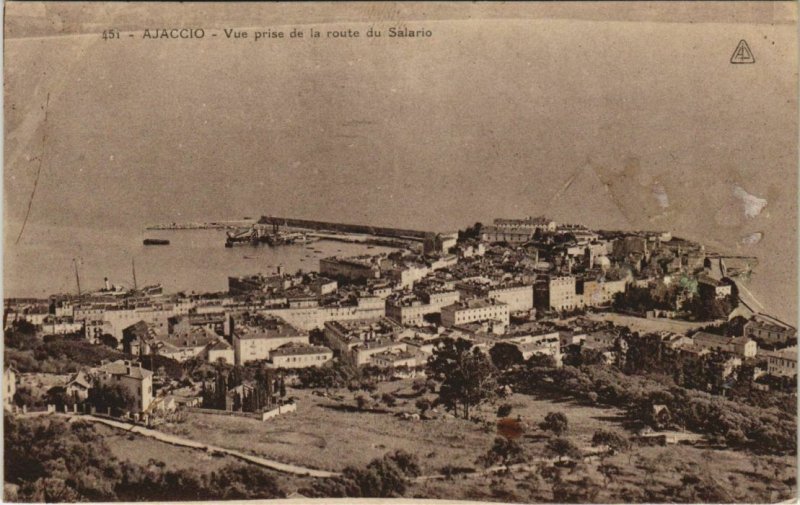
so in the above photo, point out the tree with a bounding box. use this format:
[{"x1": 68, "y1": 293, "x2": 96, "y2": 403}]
[
  {"x1": 540, "y1": 411, "x2": 569, "y2": 436},
  {"x1": 427, "y1": 338, "x2": 499, "y2": 419},
  {"x1": 591, "y1": 429, "x2": 631, "y2": 455},
  {"x1": 4, "y1": 321, "x2": 39, "y2": 350},
  {"x1": 415, "y1": 398, "x2": 431, "y2": 415},
  {"x1": 381, "y1": 392, "x2": 396, "y2": 407},
  {"x1": 458, "y1": 222, "x2": 483, "y2": 242},
  {"x1": 546, "y1": 437, "x2": 580, "y2": 462},
  {"x1": 99, "y1": 334, "x2": 120, "y2": 349},
  {"x1": 87, "y1": 382, "x2": 136, "y2": 415},
  {"x1": 497, "y1": 403, "x2": 513, "y2": 418},
  {"x1": 141, "y1": 355, "x2": 183, "y2": 381},
  {"x1": 13, "y1": 386, "x2": 38, "y2": 408},
  {"x1": 279, "y1": 376, "x2": 287, "y2": 398},
  {"x1": 489, "y1": 342, "x2": 524, "y2": 371},
  {"x1": 478, "y1": 437, "x2": 527, "y2": 471},
  {"x1": 306, "y1": 451, "x2": 420, "y2": 498},
  {"x1": 355, "y1": 394, "x2": 369, "y2": 411},
  {"x1": 526, "y1": 353, "x2": 557, "y2": 369},
  {"x1": 45, "y1": 386, "x2": 71, "y2": 409}
]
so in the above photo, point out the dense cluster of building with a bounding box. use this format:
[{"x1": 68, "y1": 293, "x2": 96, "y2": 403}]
[{"x1": 4, "y1": 216, "x2": 796, "y2": 415}]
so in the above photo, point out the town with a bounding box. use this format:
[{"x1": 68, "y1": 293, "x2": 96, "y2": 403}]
[{"x1": 3, "y1": 216, "x2": 797, "y2": 503}]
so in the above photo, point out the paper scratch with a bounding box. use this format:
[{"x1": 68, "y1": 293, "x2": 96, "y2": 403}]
[{"x1": 733, "y1": 186, "x2": 767, "y2": 219}]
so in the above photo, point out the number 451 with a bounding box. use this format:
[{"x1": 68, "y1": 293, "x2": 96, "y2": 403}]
[{"x1": 102, "y1": 29, "x2": 120, "y2": 40}]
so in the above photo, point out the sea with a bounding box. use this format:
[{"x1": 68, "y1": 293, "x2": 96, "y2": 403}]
[{"x1": 3, "y1": 222, "x2": 396, "y2": 298}]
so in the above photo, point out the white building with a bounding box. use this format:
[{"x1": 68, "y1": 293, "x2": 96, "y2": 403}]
[
  {"x1": 744, "y1": 318, "x2": 797, "y2": 346},
  {"x1": 386, "y1": 290, "x2": 460, "y2": 327},
  {"x1": 548, "y1": 276, "x2": 579, "y2": 311},
  {"x1": 488, "y1": 285, "x2": 534, "y2": 313},
  {"x1": 269, "y1": 343, "x2": 333, "y2": 369},
  {"x1": 233, "y1": 316, "x2": 309, "y2": 364},
  {"x1": 765, "y1": 346, "x2": 797, "y2": 377},
  {"x1": 441, "y1": 299, "x2": 510, "y2": 328},
  {"x1": 206, "y1": 339, "x2": 235, "y2": 365}
]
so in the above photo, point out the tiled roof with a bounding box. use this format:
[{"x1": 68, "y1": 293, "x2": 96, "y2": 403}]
[
  {"x1": 97, "y1": 360, "x2": 153, "y2": 380},
  {"x1": 271, "y1": 343, "x2": 332, "y2": 356}
]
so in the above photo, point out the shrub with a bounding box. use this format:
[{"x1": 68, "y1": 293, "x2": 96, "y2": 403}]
[
  {"x1": 497, "y1": 403, "x2": 513, "y2": 418},
  {"x1": 540, "y1": 412, "x2": 568, "y2": 436}
]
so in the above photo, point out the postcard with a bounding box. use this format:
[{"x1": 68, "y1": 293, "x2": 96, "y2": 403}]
[{"x1": 3, "y1": 2, "x2": 797, "y2": 503}]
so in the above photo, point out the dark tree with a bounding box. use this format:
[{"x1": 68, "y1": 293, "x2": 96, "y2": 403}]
[
  {"x1": 45, "y1": 386, "x2": 72, "y2": 409},
  {"x1": 497, "y1": 403, "x2": 513, "y2": 418},
  {"x1": 427, "y1": 337, "x2": 499, "y2": 419},
  {"x1": 546, "y1": 437, "x2": 581, "y2": 462},
  {"x1": 415, "y1": 398, "x2": 431, "y2": 415},
  {"x1": 591, "y1": 429, "x2": 631, "y2": 455},
  {"x1": 489, "y1": 342, "x2": 524, "y2": 371},
  {"x1": 540, "y1": 411, "x2": 569, "y2": 436},
  {"x1": 478, "y1": 436, "x2": 527, "y2": 470},
  {"x1": 87, "y1": 382, "x2": 136, "y2": 414}
]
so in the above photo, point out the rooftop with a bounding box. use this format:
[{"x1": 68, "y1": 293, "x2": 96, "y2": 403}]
[
  {"x1": 234, "y1": 314, "x2": 304, "y2": 340},
  {"x1": 97, "y1": 360, "x2": 153, "y2": 380},
  {"x1": 443, "y1": 298, "x2": 506, "y2": 311},
  {"x1": 271, "y1": 343, "x2": 333, "y2": 357}
]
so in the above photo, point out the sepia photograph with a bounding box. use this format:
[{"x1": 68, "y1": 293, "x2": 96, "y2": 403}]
[{"x1": 2, "y1": 1, "x2": 798, "y2": 503}]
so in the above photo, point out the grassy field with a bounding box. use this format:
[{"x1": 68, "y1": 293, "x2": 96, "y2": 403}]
[
  {"x1": 163, "y1": 380, "x2": 632, "y2": 474},
  {"x1": 95, "y1": 423, "x2": 317, "y2": 495},
  {"x1": 164, "y1": 382, "x2": 499, "y2": 473},
  {"x1": 158, "y1": 379, "x2": 795, "y2": 502},
  {"x1": 96, "y1": 424, "x2": 239, "y2": 473}
]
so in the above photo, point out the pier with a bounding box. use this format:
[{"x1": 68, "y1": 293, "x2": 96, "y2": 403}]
[{"x1": 258, "y1": 216, "x2": 436, "y2": 242}]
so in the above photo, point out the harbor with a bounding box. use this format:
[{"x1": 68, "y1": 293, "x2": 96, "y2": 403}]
[{"x1": 223, "y1": 215, "x2": 435, "y2": 249}]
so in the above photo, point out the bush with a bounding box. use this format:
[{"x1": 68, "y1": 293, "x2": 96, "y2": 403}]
[
  {"x1": 4, "y1": 416, "x2": 284, "y2": 501},
  {"x1": 355, "y1": 394, "x2": 369, "y2": 411},
  {"x1": 540, "y1": 412, "x2": 568, "y2": 436},
  {"x1": 477, "y1": 437, "x2": 527, "y2": 468},
  {"x1": 305, "y1": 450, "x2": 420, "y2": 498},
  {"x1": 497, "y1": 403, "x2": 513, "y2": 418},
  {"x1": 381, "y1": 393, "x2": 397, "y2": 407},
  {"x1": 415, "y1": 398, "x2": 431, "y2": 414}
]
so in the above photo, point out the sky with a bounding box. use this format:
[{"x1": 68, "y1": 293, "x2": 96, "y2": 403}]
[{"x1": 3, "y1": 2, "x2": 798, "y2": 320}]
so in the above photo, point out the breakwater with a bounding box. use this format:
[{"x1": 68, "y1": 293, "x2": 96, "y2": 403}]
[{"x1": 258, "y1": 216, "x2": 435, "y2": 241}]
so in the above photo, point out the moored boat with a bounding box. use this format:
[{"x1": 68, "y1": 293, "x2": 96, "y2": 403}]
[{"x1": 143, "y1": 238, "x2": 170, "y2": 245}]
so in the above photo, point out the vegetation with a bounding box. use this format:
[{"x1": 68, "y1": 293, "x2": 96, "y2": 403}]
[
  {"x1": 489, "y1": 342, "x2": 524, "y2": 371},
  {"x1": 4, "y1": 416, "x2": 284, "y2": 502},
  {"x1": 477, "y1": 437, "x2": 527, "y2": 470},
  {"x1": 201, "y1": 365, "x2": 285, "y2": 412},
  {"x1": 497, "y1": 403, "x2": 513, "y2": 418},
  {"x1": 4, "y1": 322, "x2": 125, "y2": 374},
  {"x1": 513, "y1": 363, "x2": 796, "y2": 455},
  {"x1": 304, "y1": 450, "x2": 420, "y2": 498},
  {"x1": 540, "y1": 412, "x2": 569, "y2": 436},
  {"x1": 427, "y1": 338, "x2": 500, "y2": 419},
  {"x1": 457, "y1": 222, "x2": 483, "y2": 242},
  {"x1": 87, "y1": 383, "x2": 137, "y2": 415},
  {"x1": 612, "y1": 285, "x2": 677, "y2": 313}
]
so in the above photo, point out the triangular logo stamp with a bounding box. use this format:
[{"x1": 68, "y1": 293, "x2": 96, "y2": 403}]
[{"x1": 730, "y1": 40, "x2": 755, "y2": 64}]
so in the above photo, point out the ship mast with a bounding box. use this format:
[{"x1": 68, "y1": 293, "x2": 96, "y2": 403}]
[
  {"x1": 132, "y1": 258, "x2": 138, "y2": 291},
  {"x1": 72, "y1": 258, "x2": 81, "y2": 297}
]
